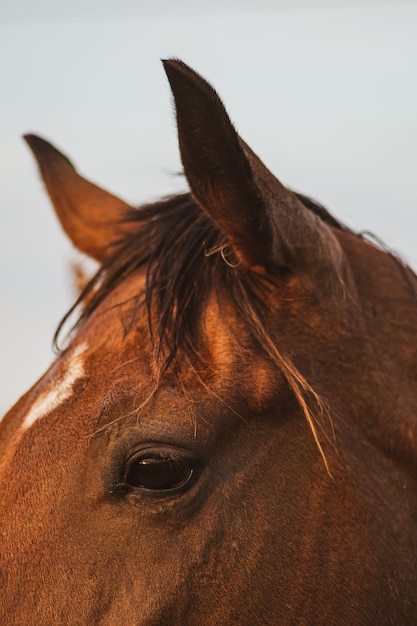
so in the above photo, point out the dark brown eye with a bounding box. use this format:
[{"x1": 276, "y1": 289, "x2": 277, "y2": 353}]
[{"x1": 125, "y1": 454, "x2": 194, "y2": 492}]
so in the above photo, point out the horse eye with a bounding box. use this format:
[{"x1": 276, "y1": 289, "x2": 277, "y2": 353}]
[{"x1": 125, "y1": 454, "x2": 194, "y2": 492}]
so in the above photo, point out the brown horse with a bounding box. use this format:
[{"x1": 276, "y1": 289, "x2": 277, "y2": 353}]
[{"x1": 1, "y1": 60, "x2": 417, "y2": 625}]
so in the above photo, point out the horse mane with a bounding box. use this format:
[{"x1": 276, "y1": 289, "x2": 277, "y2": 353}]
[
  {"x1": 54, "y1": 192, "x2": 356, "y2": 472},
  {"x1": 57, "y1": 191, "x2": 349, "y2": 362},
  {"x1": 57, "y1": 192, "x2": 265, "y2": 366}
]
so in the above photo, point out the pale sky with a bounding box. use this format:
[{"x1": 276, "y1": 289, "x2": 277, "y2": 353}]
[
  {"x1": 3, "y1": 0, "x2": 415, "y2": 22},
  {"x1": 1, "y1": 2, "x2": 417, "y2": 415}
]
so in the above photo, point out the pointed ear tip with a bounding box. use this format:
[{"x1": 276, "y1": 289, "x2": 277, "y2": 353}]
[
  {"x1": 23, "y1": 134, "x2": 75, "y2": 169},
  {"x1": 162, "y1": 58, "x2": 196, "y2": 81},
  {"x1": 23, "y1": 133, "x2": 53, "y2": 155},
  {"x1": 23, "y1": 133, "x2": 41, "y2": 148},
  {"x1": 23, "y1": 134, "x2": 51, "y2": 161},
  {"x1": 162, "y1": 57, "x2": 183, "y2": 67},
  {"x1": 162, "y1": 58, "x2": 177, "y2": 68},
  {"x1": 162, "y1": 58, "x2": 175, "y2": 79}
]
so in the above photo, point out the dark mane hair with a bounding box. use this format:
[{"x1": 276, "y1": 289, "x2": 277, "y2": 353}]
[
  {"x1": 57, "y1": 193, "x2": 262, "y2": 366},
  {"x1": 57, "y1": 191, "x2": 347, "y2": 366},
  {"x1": 55, "y1": 191, "x2": 351, "y2": 472}
]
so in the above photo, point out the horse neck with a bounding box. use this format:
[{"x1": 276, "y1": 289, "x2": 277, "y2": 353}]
[{"x1": 335, "y1": 229, "x2": 417, "y2": 472}]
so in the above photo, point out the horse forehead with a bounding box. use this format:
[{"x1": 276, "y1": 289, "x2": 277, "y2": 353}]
[
  {"x1": 15, "y1": 270, "x2": 275, "y2": 436},
  {"x1": 20, "y1": 342, "x2": 90, "y2": 432}
]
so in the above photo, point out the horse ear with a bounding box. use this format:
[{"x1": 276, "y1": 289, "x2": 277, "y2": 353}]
[
  {"x1": 163, "y1": 59, "x2": 343, "y2": 280},
  {"x1": 24, "y1": 134, "x2": 134, "y2": 262}
]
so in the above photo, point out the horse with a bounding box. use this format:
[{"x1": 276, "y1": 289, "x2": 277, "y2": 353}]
[{"x1": 1, "y1": 59, "x2": 417, "y2": 625}]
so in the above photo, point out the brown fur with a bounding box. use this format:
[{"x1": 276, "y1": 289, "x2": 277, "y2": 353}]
[{"x1": 1, "y1": 60, "x2": 417, "y2": 625}]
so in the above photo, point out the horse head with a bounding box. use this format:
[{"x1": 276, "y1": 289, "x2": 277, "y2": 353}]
[{"x1": 1, "y1": 60, "x2": 417, "y2": 625}]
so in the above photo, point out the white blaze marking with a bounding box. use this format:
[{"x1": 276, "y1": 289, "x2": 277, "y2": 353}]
[{"x1": 21, "y1": 342, "x2": 88, "y2": 431}]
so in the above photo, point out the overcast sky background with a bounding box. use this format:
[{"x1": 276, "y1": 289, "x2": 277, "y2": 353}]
[{"x1": 1, "y1": 1, "x2": 417, "y2": 415}]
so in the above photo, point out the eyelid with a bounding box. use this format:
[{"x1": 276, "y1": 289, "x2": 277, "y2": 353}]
[{"x1": 125, "y1": 444, "x2": 196, "y2": 467}]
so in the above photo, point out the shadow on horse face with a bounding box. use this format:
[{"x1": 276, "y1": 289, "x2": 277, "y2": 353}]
[{"x1": 1, "y1": 60, "x2": 417, "y2": 625}]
